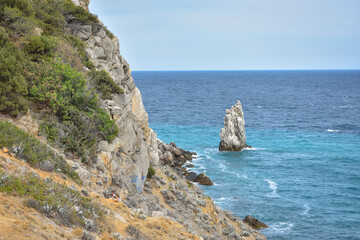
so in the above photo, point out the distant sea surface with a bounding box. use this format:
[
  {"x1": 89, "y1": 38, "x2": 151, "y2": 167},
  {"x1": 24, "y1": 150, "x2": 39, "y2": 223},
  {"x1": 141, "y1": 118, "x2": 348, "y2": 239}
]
[{"x1": 133, "y1": 70, "x2": 360, "y2": 240}]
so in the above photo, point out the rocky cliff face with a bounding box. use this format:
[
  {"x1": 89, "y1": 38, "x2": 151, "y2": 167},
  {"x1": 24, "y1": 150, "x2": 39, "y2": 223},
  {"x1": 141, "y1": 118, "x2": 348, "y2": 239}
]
[
  {"x1": 219, "y1": 100, "x2": 248, "y2": 151},
  {"x1": 69, "y1": 0, "x2": 159, "y2": 196},
  {"x1": 0, "y1": 1, "x2": 266, "y2": 239}
]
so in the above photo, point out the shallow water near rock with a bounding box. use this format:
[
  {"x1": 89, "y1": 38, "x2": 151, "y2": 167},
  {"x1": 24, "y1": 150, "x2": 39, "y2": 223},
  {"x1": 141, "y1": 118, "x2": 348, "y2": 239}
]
[{"x1": 134, "y1": 70, "x2": 360, "y2": 240}]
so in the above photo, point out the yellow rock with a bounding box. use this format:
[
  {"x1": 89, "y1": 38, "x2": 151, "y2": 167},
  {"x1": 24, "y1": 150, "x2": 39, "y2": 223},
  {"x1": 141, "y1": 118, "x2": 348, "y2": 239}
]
[{"x1": 3, "y1": 148, "x2": 9, "y2": 153}]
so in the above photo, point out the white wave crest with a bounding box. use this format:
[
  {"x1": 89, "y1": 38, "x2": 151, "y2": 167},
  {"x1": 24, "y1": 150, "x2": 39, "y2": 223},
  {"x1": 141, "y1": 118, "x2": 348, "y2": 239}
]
[
  {"x1": 236, "y1": 173, "x2": 248, "y2": 179},
  {"x1": 269, "y1": 222, "x2": 294, "y2": 234},
  {"x1": 219, "y1": 162, "x2": 227, "y2": 172},
  {"x1": 243, "y1": 147, "x2": 266, "y2": 151},
  {"x1": 264, "y1": 179, "x2": 279, "y2": 198},
  {"x1": 301, "y1": 203, "x2": 310, "y2": 216},
  {"x1": 327, "y1": 129, "x2": 340, "y2": 132}
]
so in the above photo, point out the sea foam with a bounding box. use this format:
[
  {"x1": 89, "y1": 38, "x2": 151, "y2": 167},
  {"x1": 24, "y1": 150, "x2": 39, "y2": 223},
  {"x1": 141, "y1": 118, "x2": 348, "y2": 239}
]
[{"x1": 264, "y1": 179, "x2": 279, "y2": 198}]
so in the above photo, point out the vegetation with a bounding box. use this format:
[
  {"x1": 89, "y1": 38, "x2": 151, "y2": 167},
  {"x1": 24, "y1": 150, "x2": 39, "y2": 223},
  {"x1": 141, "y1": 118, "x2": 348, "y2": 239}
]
[
  {"x1": 147, "y1": 164, "x2": 156, "y2": 178},
  {"x1": 0, "y1": 0, "x2": 120, "y2": 161},
  {"x1": 0, "y1": 29, "x2": 28, "y2": 116},
  {"x1": 0, "y1": 171, "x2": 101, "y2": 229},
  {"x1": 0, "y1": 120, "x2": 80, "y2": 182},
  {"x1": 89, "y1": 69, "x2": 123, "y2": 99}
]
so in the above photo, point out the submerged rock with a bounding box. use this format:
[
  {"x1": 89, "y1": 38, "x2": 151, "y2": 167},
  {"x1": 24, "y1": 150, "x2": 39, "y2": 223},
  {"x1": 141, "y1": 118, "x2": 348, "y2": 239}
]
[
  {"x1": 243, "y1": 215, "x2": 268, "y2": 229},
  {"x1": 219, "y1": 100, "x2": 248, "y2": 151}
]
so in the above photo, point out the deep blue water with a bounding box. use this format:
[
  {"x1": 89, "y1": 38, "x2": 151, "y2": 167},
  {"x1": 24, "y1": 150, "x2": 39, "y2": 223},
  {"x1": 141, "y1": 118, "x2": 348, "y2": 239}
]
[{"x1": 133, "y1": 70, "x2": 360, "y2": 240}]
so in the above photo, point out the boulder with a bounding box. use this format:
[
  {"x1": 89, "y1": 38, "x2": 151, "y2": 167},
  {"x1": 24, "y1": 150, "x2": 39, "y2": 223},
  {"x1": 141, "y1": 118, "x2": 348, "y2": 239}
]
[
  {"x1": 185, "y1": 172, "x2": 197, "y2": 181},
  {"x1": 219, "y1": 100, "x2": 248, "y2": 151},
  {"x1": 196, "y1": 173, "x2": 214, "y2": 186},
  {"x1": 243, "y1": 215, "x2": 268, "y2": 229}
]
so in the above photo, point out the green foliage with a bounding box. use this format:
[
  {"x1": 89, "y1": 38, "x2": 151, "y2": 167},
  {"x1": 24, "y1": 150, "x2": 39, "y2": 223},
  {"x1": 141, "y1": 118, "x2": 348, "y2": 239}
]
[
  {"x1": 0, "y1": 29, "x2": 28, "y2": 116},
  {"x1": 62, "y1": 0, "x2": 99, "y2": 23},
  {"x1": 30, "y1": 61, "x2": 118, "y2": 161},
  {"x1": 24, "y1": 35, "x2": 55, "y2": 60},
  {"x1": 147, "y1": 164, "x2": 156, "y2": 178},
  {"x1": 0, "y1": 120, "x2": 80, "y2": 182},
  {"x1": 0, "y1": 0, "x2": 34, "y2": 16},
  {"x1": 104, "y1": 27, "x2": 115, "y2": 39},
  {"x1": 0, "y1": 0, "x2": 118, "y2": 162},
  {"x1": 90, "y1": 69, "x2": 123, "y2": 99},
  {"x1": 0, "y1": 172, "x2": 101, "y2": 228},
  {"x1": 67, "y1": 35, "x2": 95, "y2": 70}
]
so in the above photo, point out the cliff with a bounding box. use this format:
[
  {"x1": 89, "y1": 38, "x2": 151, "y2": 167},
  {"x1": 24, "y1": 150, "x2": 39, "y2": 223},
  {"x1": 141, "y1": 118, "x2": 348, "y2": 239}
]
[{"x1": 0, "y1": 0, "x2": 266, "y2": 239}]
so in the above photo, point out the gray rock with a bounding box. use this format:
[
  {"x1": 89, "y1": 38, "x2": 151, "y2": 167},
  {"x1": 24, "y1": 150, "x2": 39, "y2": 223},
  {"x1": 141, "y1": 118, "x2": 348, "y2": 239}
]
[
  {"x1": 185, "y1": 172, "x2": 197, "y2": 181},
  {"x1": 219, "y1": 100, "x2": 248, "y2": 151}
]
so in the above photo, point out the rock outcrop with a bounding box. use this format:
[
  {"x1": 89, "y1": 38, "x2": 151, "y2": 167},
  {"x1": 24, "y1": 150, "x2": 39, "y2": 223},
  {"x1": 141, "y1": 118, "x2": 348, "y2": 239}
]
[
  {"x1": 219, "y1": 100, "x2": 248, "y2": 151},
  {"x1": 68, "y1": 9, "x2": 159, "y2": 195},
  {"x1": 196, "y1": 173, "x2": 214, "y2": 186},
  {"x1": 243, "y1": 215, "x2": 269, "y2": 229}
]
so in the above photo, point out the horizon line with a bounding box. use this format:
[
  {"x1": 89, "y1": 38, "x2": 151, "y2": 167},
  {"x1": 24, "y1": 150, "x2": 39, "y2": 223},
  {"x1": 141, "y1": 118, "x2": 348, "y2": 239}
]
[{"x1": 132, "y1": 68, "x2": 360, "y2": 72}]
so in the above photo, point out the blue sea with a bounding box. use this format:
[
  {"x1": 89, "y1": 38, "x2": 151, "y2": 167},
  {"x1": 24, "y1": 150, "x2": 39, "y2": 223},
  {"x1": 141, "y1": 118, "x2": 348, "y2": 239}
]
[{"x1": 133, "y1": 70, "x2": 360, "y2": 240}]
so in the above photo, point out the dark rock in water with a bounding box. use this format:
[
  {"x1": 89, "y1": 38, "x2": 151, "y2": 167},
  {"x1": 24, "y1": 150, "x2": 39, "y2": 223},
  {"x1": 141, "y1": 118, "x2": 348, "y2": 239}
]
[
  {"x1": 243, "y1": 215, "x2": 268, "y2": 229},
  {"x1": 183, "y1": 152, "x2": 193, "y2": 160},
  {"x1": 196, "y1": 173, "x2": 214, "y2": 186},
  {"x1": 185, "y1": 172, "x2": 197, "y2": 181},
  {"x1": 186, "y1": 164, "x2": 195, "y2": 168}
]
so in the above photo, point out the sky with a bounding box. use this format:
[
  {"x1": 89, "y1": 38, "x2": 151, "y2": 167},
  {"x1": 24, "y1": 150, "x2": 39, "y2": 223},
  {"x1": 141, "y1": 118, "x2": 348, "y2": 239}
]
[{"x1": 89, "y1": 0, "x2": 360, "y2": 71}]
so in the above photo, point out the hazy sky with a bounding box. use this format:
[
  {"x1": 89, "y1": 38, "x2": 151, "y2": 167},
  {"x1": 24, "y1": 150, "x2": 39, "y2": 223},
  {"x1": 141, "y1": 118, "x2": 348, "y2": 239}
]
[{"x1": 89, "y1": 0, "x2": 360, "y2": 71}]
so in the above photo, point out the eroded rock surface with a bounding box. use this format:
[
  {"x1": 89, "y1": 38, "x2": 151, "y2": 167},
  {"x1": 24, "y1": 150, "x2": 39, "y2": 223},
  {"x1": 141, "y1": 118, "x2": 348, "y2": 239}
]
[
  {"x1": 219, "y1": 100, "x2": 248, "y2": 151},
  {"x1": 243, "y1": 215, "x2": 269, "y2": 229}
]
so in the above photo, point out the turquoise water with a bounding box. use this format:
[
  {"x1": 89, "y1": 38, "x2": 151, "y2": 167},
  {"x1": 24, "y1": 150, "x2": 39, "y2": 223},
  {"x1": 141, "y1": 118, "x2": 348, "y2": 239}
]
[{"x1": 133, "y1": 70, "x2": 360, "y2": 239}]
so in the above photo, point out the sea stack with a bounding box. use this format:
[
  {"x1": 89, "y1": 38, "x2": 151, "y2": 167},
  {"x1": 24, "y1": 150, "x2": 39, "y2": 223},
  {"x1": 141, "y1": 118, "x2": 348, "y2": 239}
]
[{"x1": 219, "y1": 100, "x2": 248, "y2": 151}]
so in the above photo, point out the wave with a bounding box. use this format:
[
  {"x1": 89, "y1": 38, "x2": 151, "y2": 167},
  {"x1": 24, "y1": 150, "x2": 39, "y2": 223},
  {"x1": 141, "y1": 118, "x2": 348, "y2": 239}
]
[
  {"x1": 219, "y1": 162, "x2": 228, "y2": 172},
  {"x1": 243, "y1": 147, "x2": 266, "y2": 151},
  {"x1": 236, "y1": 173, "x2": 248, "y2": 179},
  {"x1": 301, "y1": 203, "x2": 310, "y2": 216},
  {"x1": 264, "y1": 179, "x2": 279, "y2": 198},
  {"x1": 268, "y1": 222, "x2": 294, "y2": 234},
  {"x1": 327, "y1": 129, "x2": 340, "y2": 132}
]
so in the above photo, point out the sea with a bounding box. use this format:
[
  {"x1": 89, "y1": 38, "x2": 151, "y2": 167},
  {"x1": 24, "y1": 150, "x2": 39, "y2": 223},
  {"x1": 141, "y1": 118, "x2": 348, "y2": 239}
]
[{"x1": 133, "y1": 70, "x2": 360, "y2": 240}]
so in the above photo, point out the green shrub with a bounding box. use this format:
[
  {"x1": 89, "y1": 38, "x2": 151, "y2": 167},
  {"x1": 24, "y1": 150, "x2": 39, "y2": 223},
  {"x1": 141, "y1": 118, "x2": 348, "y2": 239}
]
[
  {"x1": 67, "y1": 35, "x2": 95, "y2": 70},
  {"x1": 30, "y1": 61, "x2": 118, "y2": 161},
  {"x1": 0, "y1": 0, "x2": 34, "y2": 16},
  {"x1": 25, "y1": 35, "x2": 55, "y2": 60},
  {"x1": 0, "y1": 29, "x2": 28, "y2": 116},
  {"x1": 89, "y1": 69, "x2": 123, "y2": 99},
  {"x1": 62, "y1": 0, "x2": 99, "y2": 23},
  {"x1": 147, "y1": 164, "x2": 156, "y2": 178},
  {"x1": 0, "y1": 120, "x2": 80, "y2": 183},
  {"x1": 104, "y1": 27, "x2": 115, "y2": 39},
  {"x1": 0, "y1": 171, "x2": 101, "y2": 229}
]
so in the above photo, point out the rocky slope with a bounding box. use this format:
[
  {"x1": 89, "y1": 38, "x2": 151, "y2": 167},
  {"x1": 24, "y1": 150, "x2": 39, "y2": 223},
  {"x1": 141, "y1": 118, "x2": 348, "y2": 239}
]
[
  {"x1": 219, "y1": 101, "x2": 248, "y2": 151},
  {"x1": 0, "y1": 1, "x2": 266, "y2": 239}
]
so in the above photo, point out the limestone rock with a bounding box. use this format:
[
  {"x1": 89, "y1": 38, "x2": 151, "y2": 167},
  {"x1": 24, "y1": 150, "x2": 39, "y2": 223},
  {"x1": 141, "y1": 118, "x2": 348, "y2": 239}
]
[
  {"x1": 243, "y1": 215, "x2": 268, "y2": 229},
  {"x1": 196, "y1": 173, "x2": 214, "y2": 186},
  {"x1": 219, "y1": 100, "x2": 247, "y2": 151}
]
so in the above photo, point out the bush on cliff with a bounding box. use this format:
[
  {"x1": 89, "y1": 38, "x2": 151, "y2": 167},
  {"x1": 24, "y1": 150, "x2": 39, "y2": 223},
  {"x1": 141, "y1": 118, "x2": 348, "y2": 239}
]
[
  {"x1": 0, "y1": 0, "x2": 119, "y2": 161},
  {"x1": 147, "y1": 164, "x2": 156, "y2": 178},
  {"x1": 0, "y1": 120, "x2": 80, "y2": 182},
  {"x1": 30, "y1": 61, "x2": 118, "y2": 161},
  {"x1": 0, "y1": 171, "x2": 101, "y2": 229},
  {"x1": 89, "y1": 69, "x2": 124, "y2": 99},
  {"x1": 0, "y1": 29, "x2": 28, "y2": 116}
]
